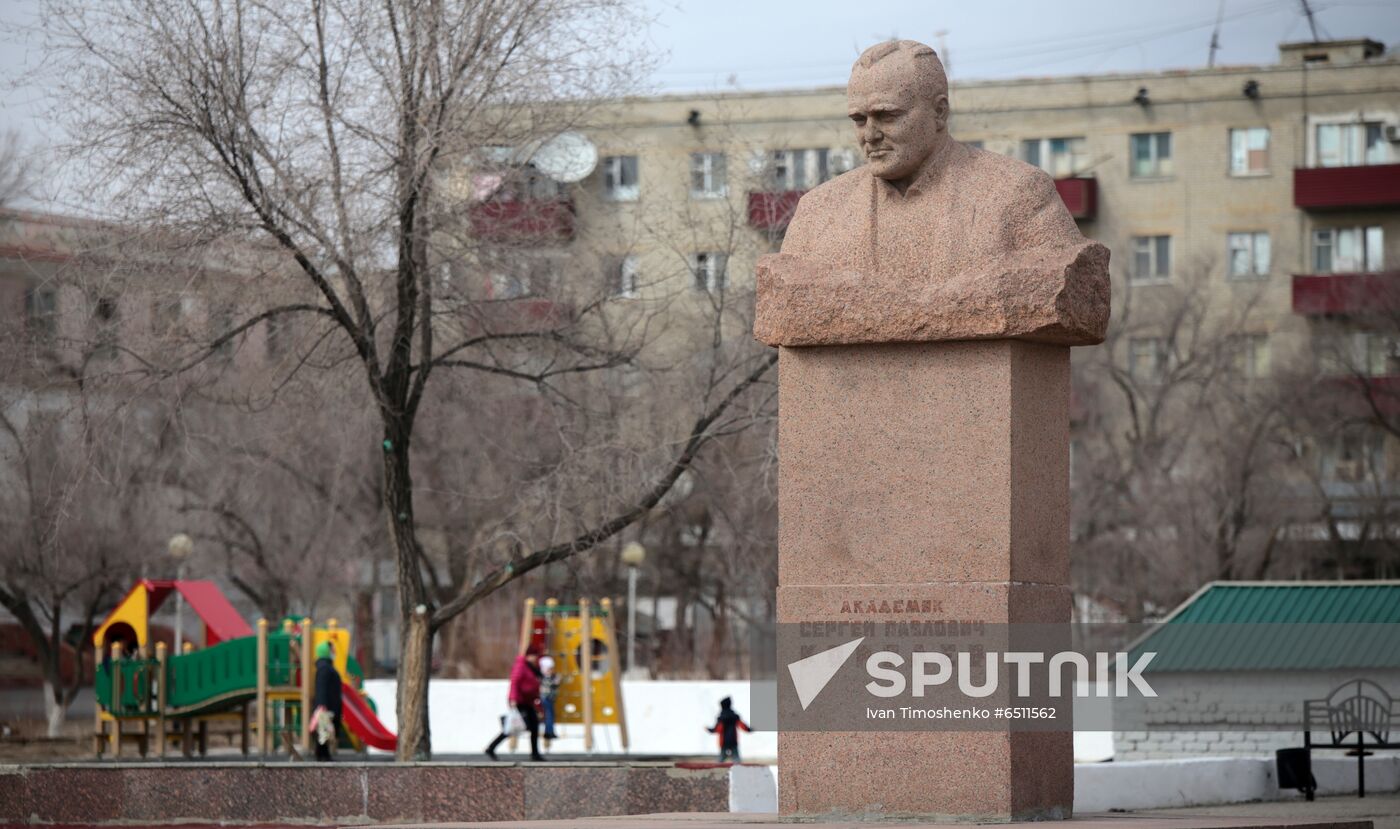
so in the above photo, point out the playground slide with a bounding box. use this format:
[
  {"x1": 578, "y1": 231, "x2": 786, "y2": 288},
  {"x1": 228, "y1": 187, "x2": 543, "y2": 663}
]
[{"x1": 341, "y1": 680, "x2": 398, "y2": 752}]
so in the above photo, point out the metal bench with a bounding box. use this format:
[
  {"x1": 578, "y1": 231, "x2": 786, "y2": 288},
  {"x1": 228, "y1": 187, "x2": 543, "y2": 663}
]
[{"x1": 1300, "y1": 678, "x2": 1400, "y2": 798}]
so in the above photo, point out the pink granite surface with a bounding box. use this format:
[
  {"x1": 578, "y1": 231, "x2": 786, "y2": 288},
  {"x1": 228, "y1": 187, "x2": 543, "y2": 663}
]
[
  {"x1": 752, "y1": 40, "x2": 1109, "y2": 349},
  {"x1": 756, "y1": 38, "x2": 1108, "y2": 823},
  {"x1": 775, "y1": 582, "x2": 1072, "y2": 818},
  {"x1": 754, "y1": 244, "x2": 1109, "y2": 348},
  {"x1": 776, "y1": 341, "x2": 1069, "y2": 587},
  {"x1": 372, "y1": 814, "x2": 1375, "y2": 829},
  {"x1": 0, "y1": 763, "x2": 727, "y2": 825},
  {"x1": 775, "y1": 582, "x2": 1070, "y2": 624},
  {"x1": 777, "y1": 730, "x2": 1071, "y2": 820}
]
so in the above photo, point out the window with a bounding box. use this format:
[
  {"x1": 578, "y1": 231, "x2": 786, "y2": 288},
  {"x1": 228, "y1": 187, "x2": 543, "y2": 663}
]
[
  {"x1": 689, "y1": 152, "x2": 727, "y2": 199},
  {"x1": 1130, "y1": 235, "x2": 1172, "y2": 283},
  {"x1": 92, "y1": 296, "x2": 118, "y2": 359},
  {"x1": 490, "y1": 271, "x2": 532, "y2": 299},
  {"x1": 209, "y1": 301, "x2": 235, "y2": 358},
  {"x1": 766, "y1": 149, "x2": 827, "y2": 191},
  {"x1": 1315, "y1": 122, "x2": 1389, "y2": 167},
  {"x1": 606, "y1": 255, "x2": 639, "y2": 299},
  {"x1": 1128, "y1": 337, "x2": 1170, "y2": 383},
  {"x1": 152, "y1": 294, "x2": 196, "y2": 338},
  {"x1": 1230, "y1": 333, "x2": 1270, "y2": 379},
  {"x1": 1021, "y1": 136, "x2": 1087, "y2": 177},
  {"x1": 601, "y1": 155, "x2": 639, "y2": 201},
  {"x1": 1313, "y1": 227, "x2": 1384, "y2": 273},
  {"x1": 1320, "y1": 332, "x2": 1400, "y2": 377},
  {"x1": 1129, "y1": 132, "x2": 1172, "y2": 178},
  {"x1": 519, "y1": 171, "x2": 562, "y2": 200},
  {"x1": 265, "y1": 312, "x2": 290, "y2": 358},
  {"x1": 1229, "y1": 127, "x2": 1270, "y2": 175},
  {"x1": 24, "y1": 286, "x2": 57, "y2": 341},
  {"x1": 1322, "y1": 426, "x2": 1385, "y2": 483},
  {"x1": 1364, "y1": 332, "x2": 1400, "y2": 377},
  {"x1": 691, "y1": 252, "x2": 728, "y2": 293},
  {"x1": 1227, "y1": 232, "x2": 1271, "y2": 279}
]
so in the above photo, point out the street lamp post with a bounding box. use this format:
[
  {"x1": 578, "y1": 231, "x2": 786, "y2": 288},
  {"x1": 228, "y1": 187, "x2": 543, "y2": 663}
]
[
  {"x1": 620, "y1": 542, "x2": 646, "y2": 678},
  {"x1": 168, "y1": 534, "x2": 193, "y2": 652}
]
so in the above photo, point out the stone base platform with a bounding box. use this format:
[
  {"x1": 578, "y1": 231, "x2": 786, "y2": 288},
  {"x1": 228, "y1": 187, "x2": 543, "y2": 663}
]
[
  {"x1": 0, "y1": 761, "x2": 729, "y2": 826},
  {"x1": 375, "y1": 814, "x2": 1372, "y2": 829}
]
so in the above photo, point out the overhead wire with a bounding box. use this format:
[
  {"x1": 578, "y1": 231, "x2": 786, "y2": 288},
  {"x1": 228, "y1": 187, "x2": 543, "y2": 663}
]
[{"x1": 651, "y1": 0, "x2": 1297, "y2": 81}]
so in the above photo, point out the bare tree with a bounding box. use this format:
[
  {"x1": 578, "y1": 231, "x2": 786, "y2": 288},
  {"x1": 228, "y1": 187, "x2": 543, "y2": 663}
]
[
  {"x1": 1071, "y1": 257, "x2": 1293, "y2": 618},
  {"x1": 42, "y1": 0, "x2": 776, "y2": 757},
  {"x1": 1272, "y1": 308, "x2": 1400, "y2": 579}
]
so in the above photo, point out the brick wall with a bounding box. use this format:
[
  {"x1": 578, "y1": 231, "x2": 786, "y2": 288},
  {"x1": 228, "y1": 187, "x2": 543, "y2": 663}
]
[{"x1": 1114, "y1": 669, "x2": 1400, "y2": 758}]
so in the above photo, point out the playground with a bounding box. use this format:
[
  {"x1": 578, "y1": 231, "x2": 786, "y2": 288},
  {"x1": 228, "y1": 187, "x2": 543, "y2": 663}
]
[
  {"x1": 81, "y1": 583, "x2": 645, "y2": 761},
  {"x1": 88, "y1": 578, "x2": 395, "y2": 759}
]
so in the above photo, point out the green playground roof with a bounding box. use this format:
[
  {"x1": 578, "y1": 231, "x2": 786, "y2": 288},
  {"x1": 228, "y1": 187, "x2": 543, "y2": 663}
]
[{"x1": 1130, "y1": 581, "x2": 1400, "y2": 673}]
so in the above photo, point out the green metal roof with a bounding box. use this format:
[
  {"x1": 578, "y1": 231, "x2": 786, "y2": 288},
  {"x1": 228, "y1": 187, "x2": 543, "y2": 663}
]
[{"x1": 1130, "y1": 582, "x2": 1400, "y2": 673}]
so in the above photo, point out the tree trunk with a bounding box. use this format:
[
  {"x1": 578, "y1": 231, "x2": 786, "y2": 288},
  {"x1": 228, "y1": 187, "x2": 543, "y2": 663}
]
[
  {"x1": 42, "y1": 680, "x2": 66, "y2": 738},
  {"x1": 382, "y1": 414, "x2": 433, "y2": 759},
  {"x1": 397, "y1": 607, "x2": 433, "y2": 760},
  {"x1": 354, "y1": 588, "x2": 377, "y2": 679}
]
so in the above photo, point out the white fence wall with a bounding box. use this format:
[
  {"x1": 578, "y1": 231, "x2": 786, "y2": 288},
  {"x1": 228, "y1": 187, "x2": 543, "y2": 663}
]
[
  {"x1": 365, "y1": 679, "x2": 1114, "y2": 761},
  {"x1": 363, "y1": 678, "x2": 778, "y2": 759}
]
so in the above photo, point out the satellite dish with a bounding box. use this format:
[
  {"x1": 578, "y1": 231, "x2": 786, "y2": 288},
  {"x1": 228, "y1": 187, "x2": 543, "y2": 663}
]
[{"x1": 531, "y1": 132, "x2": 598, "y2": 183}]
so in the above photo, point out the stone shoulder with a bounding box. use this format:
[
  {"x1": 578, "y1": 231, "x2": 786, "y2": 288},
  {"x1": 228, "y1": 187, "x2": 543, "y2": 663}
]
[
  {"x1": 796, "y1": 166, "x2": 868, "y2": 207},
  {"x1": 961, "y1": 144, "x2": 1058, "y2": 202}
]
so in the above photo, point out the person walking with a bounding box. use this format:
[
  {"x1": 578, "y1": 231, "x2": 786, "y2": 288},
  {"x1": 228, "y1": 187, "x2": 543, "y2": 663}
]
[
  {"x1": 311, "y1": 641, "x2": 342, "y2": 762},
  {"x1": 706, "y1": 696, "x2": 750, "y2": 763},
  {"x1": 486, "y1": 646, "x2": 544, "y2": 761}
]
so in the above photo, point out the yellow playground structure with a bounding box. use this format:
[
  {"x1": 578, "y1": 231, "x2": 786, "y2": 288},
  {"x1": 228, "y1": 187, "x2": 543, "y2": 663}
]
[
  {"x1": 90, "y1": 579, "x2": 395, "y2": 758},
  {"x1": 519, "y1": 598, "x2": 628, "y2": 751}
]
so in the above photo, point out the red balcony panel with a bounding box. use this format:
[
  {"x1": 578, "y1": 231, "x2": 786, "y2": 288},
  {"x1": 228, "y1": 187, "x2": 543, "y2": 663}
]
[
  {"x1": 747, "y1": 191, "x2": 806, "y2": 231},
  {"x1": 472, "y1": 298, "x2": 569, "y2": 335},
  {"x1": 1294, "y1": 164, "x2": 1400, "y2": 210},
  {"x1": 469, "y1": 198, "x2": 575, "y2": 242},
  {"x1": 1292, "y1": 272, "x2": 1400, "y2": 316},
  {"x1": 1054, "y1": 177, "x2": 1097, "y2": 221},
  {"x1": 1323, "y1": 375, "x2": 1400, "y2": 418}
]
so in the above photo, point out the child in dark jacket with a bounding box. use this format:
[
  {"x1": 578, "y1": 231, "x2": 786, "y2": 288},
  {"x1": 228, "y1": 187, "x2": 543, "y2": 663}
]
[
  {"x1": 311, "y1": 641, "x2": 342, "y2": 761},
  {"x1": 706, "y1": 696, "x2": 750, "y2": 763}
]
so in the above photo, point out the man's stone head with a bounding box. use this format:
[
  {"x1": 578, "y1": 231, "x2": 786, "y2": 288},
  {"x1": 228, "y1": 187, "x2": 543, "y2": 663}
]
[{"x1": 847, "y1": 40, "x2": 951, "y2": 185}]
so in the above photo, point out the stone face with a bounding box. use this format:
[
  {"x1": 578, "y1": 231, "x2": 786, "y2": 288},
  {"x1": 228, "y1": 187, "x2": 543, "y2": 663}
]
[{"x1": 753, "y1": 105, "x2": 1110, "y2": 349}]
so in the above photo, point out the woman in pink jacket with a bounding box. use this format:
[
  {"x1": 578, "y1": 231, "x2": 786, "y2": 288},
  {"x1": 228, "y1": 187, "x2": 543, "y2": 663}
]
[{"x1": 485, "y1": 646, "x2": 544, "y2": 761}]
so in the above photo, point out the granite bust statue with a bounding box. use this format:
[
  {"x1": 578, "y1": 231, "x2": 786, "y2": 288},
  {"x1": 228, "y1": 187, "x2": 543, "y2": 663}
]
[{"x1": 753, "y1": 39, "x2": 1111, "y2": 348}]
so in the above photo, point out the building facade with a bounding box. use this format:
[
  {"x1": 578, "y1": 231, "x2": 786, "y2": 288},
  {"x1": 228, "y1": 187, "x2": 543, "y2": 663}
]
[
  {"x1": 525, "y1": 37, "x2": 1399, "y2": 372},
  {"x1": 462, "y1": 38, "x2": 1400, "y2": 599}
]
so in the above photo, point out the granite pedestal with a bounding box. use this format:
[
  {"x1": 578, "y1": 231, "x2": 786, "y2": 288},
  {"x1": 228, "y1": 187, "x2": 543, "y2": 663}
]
[{"x1": 775, "y1": 340, "x2": 1073, "y2": 820}]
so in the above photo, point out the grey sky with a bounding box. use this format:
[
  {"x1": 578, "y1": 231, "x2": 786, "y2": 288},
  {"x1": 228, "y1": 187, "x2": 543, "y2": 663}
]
[
  {"x1": 640, "y1": 0, "x2": 1400, "y2": 91},
  {"x1": 1, "y1": 0, "x2": 1397, "y2": 197}
]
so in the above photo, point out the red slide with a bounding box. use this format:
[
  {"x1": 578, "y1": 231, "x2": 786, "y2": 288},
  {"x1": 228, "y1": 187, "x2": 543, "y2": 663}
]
[{"x1": 340, "y1": 681, "x2": 398, "y2": 752}]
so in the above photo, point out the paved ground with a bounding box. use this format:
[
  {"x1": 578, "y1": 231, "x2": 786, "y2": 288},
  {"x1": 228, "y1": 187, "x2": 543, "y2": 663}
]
[
  {"x1": 1, "y1": 794, "x2": 1393, "y2": 829},
  {"x1": 367, "y1": 794, "x2": 1399, "y2": 829},
  {"x1": 1137, "y1": 794, "x2": 1400, "y2": 829}
]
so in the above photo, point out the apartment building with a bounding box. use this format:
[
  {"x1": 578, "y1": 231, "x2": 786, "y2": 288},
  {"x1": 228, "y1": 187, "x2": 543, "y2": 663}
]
[
  {"x1": 472, "y1": 38, "x2": 1398, "y2": 368},
  {"x1": 0, "y1": 209, "x2": 300, "y2": 387},
  {"x1": 457, "y1": 37, "x2": 1400, "y2": 586}
]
